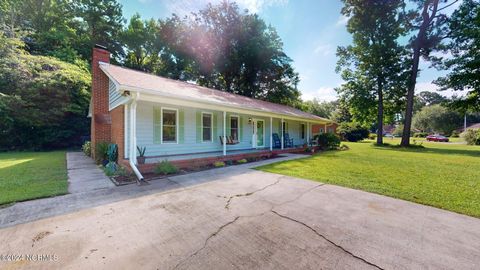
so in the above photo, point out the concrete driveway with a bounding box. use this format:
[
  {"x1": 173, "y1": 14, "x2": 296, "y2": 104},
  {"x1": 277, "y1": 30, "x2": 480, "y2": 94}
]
[{"x1": 1, "y1": 165, "x2": 479, "y2": 269}]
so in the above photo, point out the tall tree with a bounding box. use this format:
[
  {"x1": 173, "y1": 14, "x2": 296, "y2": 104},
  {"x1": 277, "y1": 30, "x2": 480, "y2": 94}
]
[
  {"x1": 336, "y1": 0, "x2": 407, "y2": 144},
  {"x1": 435, "y1": 0, "x2": 480, "y2": 111},
  {"x1": 303, "y1": 99, "x2": 337, "y2": 118},
  {"x1": 73, "y1": 0, "x2": 125, "y2": 60},
  {"x1": 121, "y1": 13, "x2": 157, "y2": 71},
  {"x1": 401, "y1": 0, "x2": 454, "y2": 146}
]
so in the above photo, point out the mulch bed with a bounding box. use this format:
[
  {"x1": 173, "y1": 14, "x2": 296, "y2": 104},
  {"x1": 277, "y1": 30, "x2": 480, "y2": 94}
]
[{"x1": 110, "y1": 153, "x2": 292, "y2": 185}]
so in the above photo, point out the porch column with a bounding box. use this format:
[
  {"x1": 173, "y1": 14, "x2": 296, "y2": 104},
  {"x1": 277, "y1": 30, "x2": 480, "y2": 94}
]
[
  {"x1": 270, "y1": 117, "x2": 273, "y2": 151},
  {"x1": 306, "y1": 122, "x2": 310, "y2": 145},
  {"x1": 130, "y1": 100, "x2": 137, "y2": 164},
  {"x1": 281, "y1": 118, "x2": 284, "y2": 150},
  {"x1": 324, "y1": 123, "x2": 328, "y2": 133},
  {"x1": 223, "y1": 111, "x2": 226, "y2": 156}
]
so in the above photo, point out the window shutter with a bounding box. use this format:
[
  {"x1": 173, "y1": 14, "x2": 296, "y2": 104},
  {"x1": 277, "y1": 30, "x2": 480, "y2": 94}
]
[
  {"x1": 239, "y1": 116, "x2": 243, "y2": 141},
  {"x1": 154, "y1": 108, "x2": 162, "y2": 143},
  {"x1": 212, "y1": 112, "x2": 218, "y2": 142},
  {"x1": 196, "y1": 111, "x2": 201, "y2": 143},
  {"x1": 278, "y1": 120, "x2": 282, "y2": 134},
  {"x1": 178, "y1": 109, "x2": 184, "y2": 144},
  {"x1": 226, "y1": 113, "x2": 231, "y2": 136}
]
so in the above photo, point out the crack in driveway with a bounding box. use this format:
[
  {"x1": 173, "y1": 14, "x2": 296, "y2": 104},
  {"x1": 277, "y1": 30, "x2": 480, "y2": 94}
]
[
  {"x1": 224, "y1": 179, "x2": 281, "y2": 209},
  {"x1": 173, "y1": 184, "x2": 331, "y2": 269},
  {"x1": 270, "y1": 210, "x2": 384, "y2": 270},
  {"x1": 172, "y1": 212, "x2": 271, "y2": 270}
]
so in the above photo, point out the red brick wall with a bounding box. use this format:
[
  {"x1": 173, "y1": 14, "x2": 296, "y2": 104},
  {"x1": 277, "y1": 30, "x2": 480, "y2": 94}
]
[
  {"x1": 110, "y1": 105, "x2": 125, "y2": 160},
  {"x1": 91, "y1": 46, "x2": 111, "y2": 160},
  {"x1": 312, "y1": 123, "x2": 337, "y2": 135}
]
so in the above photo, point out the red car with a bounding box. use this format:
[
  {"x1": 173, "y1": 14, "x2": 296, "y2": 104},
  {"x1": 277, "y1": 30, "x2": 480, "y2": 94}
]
[{"x1": 426, "y1": 135, "x2": 449, "y2": 142}]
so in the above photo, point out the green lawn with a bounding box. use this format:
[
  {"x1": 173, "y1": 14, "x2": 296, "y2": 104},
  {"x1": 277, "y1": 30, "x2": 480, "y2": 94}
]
[
  {"x1": 0, "y1": 151, "x2": 68, "y2": 205},
  {"x1": 257, "y1": 140, "x2": 480, "y2": 218}
]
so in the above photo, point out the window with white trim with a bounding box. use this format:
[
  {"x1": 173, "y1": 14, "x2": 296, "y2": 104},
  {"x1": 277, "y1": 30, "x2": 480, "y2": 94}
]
[
  {"x1": 202, "y1": 113, "x2": 212, "y2": 142},
  {"x1": 162, "y1": 109, "x2": 177, "y2": 143},
  {"x1": 230, "y1": 116, "x2": 239, "y2": 140}
]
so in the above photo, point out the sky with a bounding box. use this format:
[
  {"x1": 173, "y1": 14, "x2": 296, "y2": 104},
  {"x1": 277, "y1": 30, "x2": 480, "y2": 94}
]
[{"x1": 119, "y1": 0, "x2": 461, "y2": 102}]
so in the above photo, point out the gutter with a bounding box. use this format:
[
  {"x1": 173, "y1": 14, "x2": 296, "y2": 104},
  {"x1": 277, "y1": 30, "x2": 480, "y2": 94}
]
[{"x1": 128, "y1": 93, "x2": 144, "y2": 182}]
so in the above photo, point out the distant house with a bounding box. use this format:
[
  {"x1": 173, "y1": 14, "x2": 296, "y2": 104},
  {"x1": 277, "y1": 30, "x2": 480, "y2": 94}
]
[
  {"x1": 383, "y1": 125, "x2": 396, "y2": 135},
  {"x1": 466, "y1": 123, "x2": 480, "y2": 130},
  {"x1": 89, "y1": 45, "x2": 334, "y2": 180}
]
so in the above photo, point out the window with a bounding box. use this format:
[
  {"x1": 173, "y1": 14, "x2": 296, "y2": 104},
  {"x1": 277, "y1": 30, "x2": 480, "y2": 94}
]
[
  {"x1": 162, "y1": 109, "x2": 177, "y2": 143},
  {"x1": 328, "y1": 127, "x2": 334, "y2": 133},
  {"x1": 230, "y1": 116, "x2": 239, "y2": 140},
  {"x1": 300, "y1": 124, "x2": 305, "y2": 139},
  {"x1": 202, "y1": 113, "x2": 212, "y2": 142}
]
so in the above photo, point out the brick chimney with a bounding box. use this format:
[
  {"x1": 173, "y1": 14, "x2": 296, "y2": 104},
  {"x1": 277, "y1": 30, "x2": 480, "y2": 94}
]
[{"x1": 91, "y1": 44, "x2": 111, "y2": 159}]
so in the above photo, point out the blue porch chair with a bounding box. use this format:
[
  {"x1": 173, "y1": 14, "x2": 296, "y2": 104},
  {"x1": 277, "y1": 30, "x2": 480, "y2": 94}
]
[
  {"x1": 272, "y1": 133, "x2": 281, "y2": 148},
  {"x1": 284, "y1": 133, "x2": 294, "y2": 148}
]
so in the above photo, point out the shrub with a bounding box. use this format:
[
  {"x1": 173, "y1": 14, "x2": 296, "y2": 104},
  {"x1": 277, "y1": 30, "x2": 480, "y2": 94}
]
[
  {"x1": 315, "y1": 133, "x2": 341, "y2": 150},
  {"x1": 154, "y1": 160, "x2": 179, "y2": 175},
  {"x1": 450, "y1": 130, "x2": 460, "y2": 138},
  {"x1": 337, "y1": 123, "x2": 369, "y2": 142},
  {"x1": 104, "y1": 163, "x2": 128, "y2": 177},
  {"x1": 107, "y1": 144, "x2": 118, "y2": 162},
  {"x1": 461, "y1": 129, "x2": 480, "y2": 145},
  {"x1": 95, "y1": 142, "x2": 109, "y2": 164},
  {"x1": 214, "y1": 161, "x2": 226, "y2": 167},
  {"x1": 104, "y1": 161, "x2": 118, "y2": 176},
  {"x1": 236, "y1": 159, "x2": 247, "y2": 164},
  {"x1": 413, "y1": 132, "x2": 428, "y2": 138},
  {"x1": 368, "y1": 133, "x2": 377, "y2": 140},
  {"x1": 82, "y1": 141, "x2": 91, "y2": 157}
]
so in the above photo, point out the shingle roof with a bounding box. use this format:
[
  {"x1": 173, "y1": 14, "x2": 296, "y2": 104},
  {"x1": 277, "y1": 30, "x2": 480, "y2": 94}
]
[
  {"x1": 100, "y1": 63, "x2": 331, "y2": 122},
  {"x1": 468, "y1": 123, "x2": 480, "y2": 129}
]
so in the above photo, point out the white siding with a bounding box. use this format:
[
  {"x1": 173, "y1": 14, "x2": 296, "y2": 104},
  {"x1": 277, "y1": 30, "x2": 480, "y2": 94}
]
[
  {"x1": 128, "y1": 101, "x2": 308, "y2": 158},
  {"x1": 109, "y1": 79, "x2": 128, "y2": 110}
]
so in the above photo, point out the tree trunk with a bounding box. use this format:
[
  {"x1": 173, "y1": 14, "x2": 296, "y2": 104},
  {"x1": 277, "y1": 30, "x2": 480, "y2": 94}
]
[
  {"x1": 376, "y1": 81, "x2": 384, "y2": 145},
  {"x1": 401, "y1": 0, "x2": 439, "y2": 147},
  {"x1": 401, "y1": 45, "x2": 421, "y2": 146}
]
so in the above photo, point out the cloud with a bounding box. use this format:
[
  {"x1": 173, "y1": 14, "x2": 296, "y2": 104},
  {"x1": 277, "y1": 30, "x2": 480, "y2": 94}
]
[
  {"x1": 236, "y1": 0, "x2": 288, "y2": 13},
  {"x1": 313, "y1": 44, "x2": 334, "y2": 56},
  {"x1": 160, "y1": 0, "x2": 288, "y2": 16},
  {"x1": 301, "y1": 86, "x2": 338, "y2": 101},
  {"x1": 335, "y1": 14, "x2": 349, "y2": 27}
]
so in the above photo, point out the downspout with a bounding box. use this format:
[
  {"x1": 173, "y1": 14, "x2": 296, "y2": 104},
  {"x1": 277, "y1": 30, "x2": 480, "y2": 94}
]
[{"x1": 128, "y1": 93, "x2": 144, "y2": 182}]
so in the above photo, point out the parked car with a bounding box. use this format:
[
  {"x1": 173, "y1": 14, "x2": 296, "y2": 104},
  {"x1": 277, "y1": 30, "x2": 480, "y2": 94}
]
[{"x1": 426, "y1": 134, "x2": 449, "y2": 142}]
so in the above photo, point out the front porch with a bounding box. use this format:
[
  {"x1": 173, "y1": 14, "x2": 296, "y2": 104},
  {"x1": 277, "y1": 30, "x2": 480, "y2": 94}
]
[{"x1": 123, "y1": 99, "x2": 331, "y2": 176}]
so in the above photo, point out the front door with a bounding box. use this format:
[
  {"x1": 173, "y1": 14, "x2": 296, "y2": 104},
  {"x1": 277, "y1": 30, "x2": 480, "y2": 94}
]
[{"x1": 252, "y1": 119, "x2": 265, "y2": 148}]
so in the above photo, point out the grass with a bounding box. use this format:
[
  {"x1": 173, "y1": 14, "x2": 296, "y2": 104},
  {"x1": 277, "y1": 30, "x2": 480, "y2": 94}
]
[
  {"x1": 0, "y1": 151, "x2": 68, "y2": 205},
  {"x1": 257, "y1": 139, "x2": 480, "y2": 218}
]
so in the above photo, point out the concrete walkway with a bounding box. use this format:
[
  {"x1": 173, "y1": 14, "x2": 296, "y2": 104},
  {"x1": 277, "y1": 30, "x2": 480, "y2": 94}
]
[
  {"x1": 67, "y1": 152, "x2": 114, "y2": 193},
  {"x1": 0, "y1": 161, "x2": 479, "y2": 269},
  {"x1": 0, "y1": 154, "x2": 307, "y2": 229}
]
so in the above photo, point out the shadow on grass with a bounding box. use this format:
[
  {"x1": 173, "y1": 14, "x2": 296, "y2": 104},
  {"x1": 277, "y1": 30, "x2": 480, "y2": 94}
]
[{"x1": 371, "y1": 143, "x2": 480, "y2": 158}]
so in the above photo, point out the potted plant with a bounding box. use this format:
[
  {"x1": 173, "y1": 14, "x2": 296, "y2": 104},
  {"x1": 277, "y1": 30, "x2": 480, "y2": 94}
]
[{"x1": 137, "y1": 146, "x2": 146, "y2": 164}]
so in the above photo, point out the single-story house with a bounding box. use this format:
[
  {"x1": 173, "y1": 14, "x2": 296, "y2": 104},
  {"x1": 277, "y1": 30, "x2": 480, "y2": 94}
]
[{"x1": 89, "y1": 45, "x2": 335, "y2": 180}]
